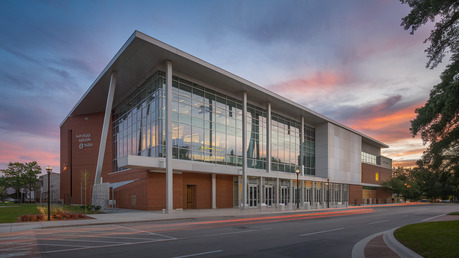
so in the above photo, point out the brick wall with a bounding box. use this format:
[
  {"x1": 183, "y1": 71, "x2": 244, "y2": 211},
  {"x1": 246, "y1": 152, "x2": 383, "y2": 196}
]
[
  {"x1": 349, "y1": 184, "x2": 363, "y2": 205},
  {"x1": 60, "y1": 113, "x2": 113, "y2": 204},
  {"x1": 182, "y1": 172, "x2": 212, "y2": 209},
  {"x1": 362, "y1": 163, "x2": 391, "y2": 185},
  {"x1": 216, "y1": 175, "x2": 233, "y2": 208}
]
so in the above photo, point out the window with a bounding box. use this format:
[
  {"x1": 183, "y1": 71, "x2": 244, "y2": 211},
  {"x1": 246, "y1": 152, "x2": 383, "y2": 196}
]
[{"x1": 361, "y1": 152, "x2": 377, "y2": 165}]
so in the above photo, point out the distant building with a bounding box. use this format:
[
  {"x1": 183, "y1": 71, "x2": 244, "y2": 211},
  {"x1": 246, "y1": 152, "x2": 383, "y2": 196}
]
[
  {"x1": 39, "y1": 172, "x2": 60, "y2": 203},
  {"x1": 60, "y1": 31, "x2": 392, "y2": 211}
]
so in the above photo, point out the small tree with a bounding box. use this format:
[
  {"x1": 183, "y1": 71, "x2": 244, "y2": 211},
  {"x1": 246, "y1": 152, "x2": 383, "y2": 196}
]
[
  {"x1": 81, "y1": 170, "x2": 90, "y2": 214},
  {"x1": 22, "y1": 161, "x2": 41, "y2": 203},
  {"x1": 382, "y1": 167, "x2": 422, "y2": 202},
  {"x1": 3, "y1": 162, "x2": 25, "y2": 203},
  {"x1": 0, "y1": 177, "x2": 7, "y2": 202}
]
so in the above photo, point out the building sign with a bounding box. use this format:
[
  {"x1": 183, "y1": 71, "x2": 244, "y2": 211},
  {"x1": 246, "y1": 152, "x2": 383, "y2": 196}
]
[{"x1": 76, "y1": 133, "x2": 93, "y2": 149}]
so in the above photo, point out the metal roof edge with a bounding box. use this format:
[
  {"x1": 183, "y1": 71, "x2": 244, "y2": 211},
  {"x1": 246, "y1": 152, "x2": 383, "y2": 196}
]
[
  {"x1": 60, "y1": 30, "x2": 389, "y2": 149},
  {"x1": 59, "y1": 31, "x2": 139, "y2": 127}
]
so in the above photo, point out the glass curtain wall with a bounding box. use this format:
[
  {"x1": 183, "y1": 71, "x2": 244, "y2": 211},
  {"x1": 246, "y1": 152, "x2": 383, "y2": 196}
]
[
  {"x1": 271, "y1": 113, "x2": 300, "y2": 173},
  {"x1": 113, "y1": 70, "x2": 315, "y2": 175},
  {"x1": 303, "y1": 126, "x2": 316, "y2": 175},
  {"x1": 113, "y1": 71, "x2": 166, "y2": 170},
  {"x1": 171, "y1": 76, "x2": 243, "y2": 166},
  {"x1": 247, "y1": 105, "x2": 267, "y2": 169}
]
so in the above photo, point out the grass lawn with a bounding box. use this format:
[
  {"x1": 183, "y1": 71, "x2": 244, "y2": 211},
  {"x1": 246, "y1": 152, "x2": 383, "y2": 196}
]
[
  {"x1": 395, "y1": 220, "x2": 459, "y2": 258},
  {"x1": 447, "y1": 211, "x2": 459, "y2": 215},
  {"x1": 0, "y1": 204, "x2": 102, "y2": 223},
  {"x1": 0, "y1": 204, "x2": 42, "y2": 223}
]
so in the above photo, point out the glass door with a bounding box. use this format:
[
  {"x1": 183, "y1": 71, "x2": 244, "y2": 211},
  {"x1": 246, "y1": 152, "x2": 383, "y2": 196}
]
[
  {"x1": 264, "y1": 186, "x2": 274, "y2": 206},
  {"x1": 248, "y1": 184, "x2": 258, "y2": 207}
]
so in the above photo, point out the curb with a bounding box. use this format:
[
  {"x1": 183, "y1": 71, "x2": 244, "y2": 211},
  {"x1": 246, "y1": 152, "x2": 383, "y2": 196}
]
[
  {"x1": 384, "y1": 227, "x2": 422, "y2": 258},
  {"x1": 351, "y1": 231, "x2": 388, "y2": 258}
]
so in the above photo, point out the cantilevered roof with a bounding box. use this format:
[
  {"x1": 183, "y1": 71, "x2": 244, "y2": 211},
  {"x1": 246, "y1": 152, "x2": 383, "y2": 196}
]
[{"x1": 61, "y1": 30, "x2": 388, "y2": 149}]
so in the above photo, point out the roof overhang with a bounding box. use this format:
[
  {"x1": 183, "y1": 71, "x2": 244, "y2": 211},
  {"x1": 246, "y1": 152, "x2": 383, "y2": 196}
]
[{"x1": 61, "y1": 30, "x2": 388, "y2": 149}]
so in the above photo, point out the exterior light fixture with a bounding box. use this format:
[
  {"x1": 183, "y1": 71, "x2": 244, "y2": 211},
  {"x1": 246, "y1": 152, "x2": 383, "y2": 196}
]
[{"x1": 45, "y1": 166, "x2": 52, "y2": 221}]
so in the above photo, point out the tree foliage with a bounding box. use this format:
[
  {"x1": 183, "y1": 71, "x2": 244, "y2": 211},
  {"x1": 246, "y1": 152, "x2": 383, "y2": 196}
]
[
  {"x1": 401, "y1": 0, "x2": 459, "y2": 173},
  {"x1": 1, "y1": 161, "x2": 41, "y2": 203},
  {"x1": 400, "y1": 0, "x2": 459, "y2": 69},
  {"x1": 382, "y1": 166, "x2": 456, "y2": 201}
]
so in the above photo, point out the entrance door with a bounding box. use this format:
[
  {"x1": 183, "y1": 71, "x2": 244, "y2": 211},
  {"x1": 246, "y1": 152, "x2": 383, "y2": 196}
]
[
  {"x1": 264, "y1": 186, "x2": 274, "y2": 206},
  {"x1": 186, "y1": 185, "x2": 196, "y2": 209},
  {"x1": 280, "y1": 186, "x2": 289, "y2": 204},
  {"x1": 248, "y1": 184, "x2": 258, "y2": 207}
]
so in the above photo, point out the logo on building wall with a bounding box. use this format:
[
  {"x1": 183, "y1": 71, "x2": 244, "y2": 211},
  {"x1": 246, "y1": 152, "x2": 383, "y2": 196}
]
[{"x1": 76, "y1": 134, "x2": 93, "y2": 149}]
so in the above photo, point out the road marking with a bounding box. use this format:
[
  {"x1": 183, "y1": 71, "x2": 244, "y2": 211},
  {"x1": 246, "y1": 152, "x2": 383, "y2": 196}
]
[
  {"x1": 368, "y1": 220, "x2": 388, "y2": 224},
  {"x1": 299, "y1": 227, "x2": 344, "y2": 237},
  {"x1": 113, "y1": 224, "x2": 177, "y2": 240},
  {"x1": 48, "y1": 233, "x2": 164, "y2": 241},
  {"x1": 422, "y1": 213, "x2": 446, "y2": 221},
  {"x1": 193, "y1": 229, "x2": 256, "y2": 238},
  {"x1": 43, "y1": 238, "x2": 129, "y2": 244},
  {"x1": 37, "y1": 238, "x2": 176, "y2": 254},
  {"x1": 173, "y1": 250, "x2": 223, "y2": 258}
]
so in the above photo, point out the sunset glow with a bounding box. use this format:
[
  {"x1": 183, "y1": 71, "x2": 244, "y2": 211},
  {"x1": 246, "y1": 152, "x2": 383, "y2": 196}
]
[{"x1": 0, "y1": 0, "x2": 443, "y2": 173}]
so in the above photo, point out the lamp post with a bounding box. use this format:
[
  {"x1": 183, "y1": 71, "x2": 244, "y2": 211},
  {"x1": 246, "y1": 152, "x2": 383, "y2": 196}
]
[
  {"x1": 45, "y1": 166, "x2": 52, "y2": 221},
  {"x1": 295, "y1": 168, "x2": 300, "y2": 210}
]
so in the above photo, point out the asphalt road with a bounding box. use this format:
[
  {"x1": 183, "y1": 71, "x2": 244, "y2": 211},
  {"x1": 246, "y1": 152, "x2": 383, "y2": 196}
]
[{"x1": 1, "y1": 204, "x2": 458, "y2": 258}]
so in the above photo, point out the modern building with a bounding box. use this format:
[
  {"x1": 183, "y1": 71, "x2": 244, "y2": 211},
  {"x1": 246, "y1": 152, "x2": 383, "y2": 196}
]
[{"x1": 60, "y1": 31, "x2": 392, "y2": 211}]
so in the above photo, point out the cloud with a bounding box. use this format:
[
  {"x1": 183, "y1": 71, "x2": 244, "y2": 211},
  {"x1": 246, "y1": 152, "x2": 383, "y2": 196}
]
[{"x1": 0, "y1": 132, "x2": 59, "y2": 173}]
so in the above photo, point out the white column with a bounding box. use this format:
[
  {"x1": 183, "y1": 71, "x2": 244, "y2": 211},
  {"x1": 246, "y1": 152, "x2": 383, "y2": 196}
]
[
  {"x1": 289, "y1": 179, "x2": 293, "y2": 208},
  {"x1": 212, "y1": 173, "x2": 216, "y2": 209},
  {"x1": 259, "y1": 176, "x2": 263, "y2": 205},
  {"x1": 300, "y1": 116, "x2": 304, "y2": 176},
  {"x1": 266, "y1": 102, "x2": 271, "y2": 173},
  {"x1": 322, "y1": 183, "x2": 325, "y2": 207},
  {"x1": 312, "y1": 181, "x2": 315, "y2": 207},
  {"x1": 340, "y1": 184, "x2": 343, "y2": 204},
  {"x1": 300, "y1": 180, "x2": 305, "y2": 207},
  {"x1": 276, "y1": 177, "x2": 279, "y2": 206},
  {"x1": 242, "y1": 91, "x2": 247, "y2": 209},
  {"x1": 166, "y1": 61, "x2": 174, "y2": 213},
  {"x1": 95, "y1": 71, "x2": 117, "y2": 184}
]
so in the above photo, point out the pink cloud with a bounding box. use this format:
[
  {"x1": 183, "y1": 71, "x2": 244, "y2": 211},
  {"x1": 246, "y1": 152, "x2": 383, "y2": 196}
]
[
  {"x1": 268, "y1": 70, "x2": 351, "y2": 94},
  {"x1": 0, "y1": 140, "x2": 60, "y2": 173}
]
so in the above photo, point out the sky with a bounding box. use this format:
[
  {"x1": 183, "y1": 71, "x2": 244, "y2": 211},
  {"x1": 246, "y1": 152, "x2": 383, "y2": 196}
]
[{"x1": 0, "y1": 0, "x2": 445, "y2": 174}]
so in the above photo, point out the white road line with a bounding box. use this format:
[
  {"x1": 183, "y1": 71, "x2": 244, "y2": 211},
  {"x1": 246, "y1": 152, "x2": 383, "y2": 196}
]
[
  {"x1": 422, "y1": 213, "x2": 446, "y2": 221},
  {"x1": 173, "y1": 250, "x2": 223, "y2": 258},
  {"x1": 43, "y1": 238, "x2": 128, "y2": 244},
  {"x1": 299, "y1": 227, "x2": 345, "y2": 237},
  {"x1": 38, "y1": 243, "x2": 92, "y2": 248},
  {"x1": 113, "y1": 224, "x2": 177, "y2": 240},
  {"x1": 368, "y1": 220, "x2": 388, "y2": 224},
  {"x1": 0, "y1": 243, "x2": 36, "y2": 251},
  {"x1": 193, "y1": 230, "x2": 256, "y2": 238},
  {"x1": 43, "y1": 233, "x2": 162, "y2": 241},
  {"x1": 37, "y1": 238, "x2": 176, "y2": 254}
]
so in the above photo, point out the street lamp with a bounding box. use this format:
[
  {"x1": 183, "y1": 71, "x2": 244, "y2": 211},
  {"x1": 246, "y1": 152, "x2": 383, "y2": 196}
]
[
  {"x1": 46, "y1": 166, "x2": 52, "y2": 221},
  {"x1": 295, "y1": 168, "x2": 300, "y2": 210}
]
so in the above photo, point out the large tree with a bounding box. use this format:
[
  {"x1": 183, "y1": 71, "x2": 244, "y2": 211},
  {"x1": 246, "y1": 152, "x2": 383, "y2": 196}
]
[
  {"x1": 3, "y1": 161, "x2": 42, "y2": 203},
  {"x1": 401, "y1": 1, "x2": 459, "y2": 172}
]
